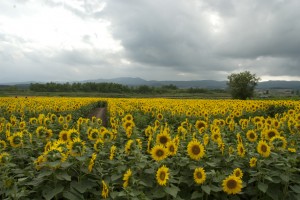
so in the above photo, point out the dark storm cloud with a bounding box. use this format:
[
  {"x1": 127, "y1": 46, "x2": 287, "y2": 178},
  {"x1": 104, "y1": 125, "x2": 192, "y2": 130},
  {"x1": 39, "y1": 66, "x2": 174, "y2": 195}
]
[{"x1": 100, "y1": 0, "x2": 300, "y2": 79}]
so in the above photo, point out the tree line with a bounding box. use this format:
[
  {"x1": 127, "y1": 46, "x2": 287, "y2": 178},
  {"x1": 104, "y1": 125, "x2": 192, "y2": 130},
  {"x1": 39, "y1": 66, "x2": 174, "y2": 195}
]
[{"x1": 28, "y1": 82, "x2": 224, "y2": 94}]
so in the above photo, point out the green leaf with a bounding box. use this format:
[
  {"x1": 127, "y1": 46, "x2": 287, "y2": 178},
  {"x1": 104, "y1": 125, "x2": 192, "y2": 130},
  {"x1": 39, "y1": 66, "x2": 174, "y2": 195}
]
[
  {"x1": 201, "y1": 185, "x2": 211, "y2": 195},
  {"x1": 43, "y1": 184, "x2": 64, "y2": 200},
  {"x1": 111, "y1": 173, "x2": 122, "y2": 181},
  {"x1": 280, "y1": 174, "x2": 289, "y2": 183},
  {"x1": 144, "y1": 168, "x2": 154, "y2": 174},
  {"x1": 71, "y1": 179, "x2": 96, "y2": 193},
  {"x1": 191, "y1": 191, "x2": 203, "y2": 199},
  {"x1": 210, "y1": 185, "x2": 222, "y2": 192},
  {"x1": 63, "y1": 190, "x2": 84, "y2": 200},
  {"x1": 206, "y1": 162, "x2": 217, "y2": 167},
  {"x1": 266, "y1": 183, "x2": 281, "y2": 200},
  {"x1": 258, "y1": 182, "x2": 268, "y2": 193},
  {"x1": 56, "y1": 171, "x2": 71, "y2": 181},
  {"x1": 37, "y1": 170, "x2": 52, "y2": 178},
  {"x1": 164, "y1": 185, "x2": 180, "y2": 198},
  {"x1": 290, "y1": 185, "x2": 300, "y2": 194}
]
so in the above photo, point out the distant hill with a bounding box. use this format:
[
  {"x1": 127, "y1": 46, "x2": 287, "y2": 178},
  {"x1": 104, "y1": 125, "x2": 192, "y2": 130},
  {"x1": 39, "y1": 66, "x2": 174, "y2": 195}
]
[
  {"x1": 1, "y1": 78, "x2": 300, "y2": 90},
  {"x1": 85, "y1": 77, "x2": 300, "y2": 89}
]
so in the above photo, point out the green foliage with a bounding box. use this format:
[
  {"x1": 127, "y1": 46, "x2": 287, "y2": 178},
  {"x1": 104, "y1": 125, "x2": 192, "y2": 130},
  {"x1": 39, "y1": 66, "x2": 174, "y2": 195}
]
[
  {"x1": 266, "y1": 105, "x2": 290, "y2": 117},
  {"x1": 227, "y1": 71, "x2": 260, "y2": 100}
]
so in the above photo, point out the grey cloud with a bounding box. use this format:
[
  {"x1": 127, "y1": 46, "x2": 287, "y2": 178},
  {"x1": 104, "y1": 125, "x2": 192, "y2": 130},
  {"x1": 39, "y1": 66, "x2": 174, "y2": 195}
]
[{"x1": 101, "y1": 0, "x2": 300, "y2": 78}]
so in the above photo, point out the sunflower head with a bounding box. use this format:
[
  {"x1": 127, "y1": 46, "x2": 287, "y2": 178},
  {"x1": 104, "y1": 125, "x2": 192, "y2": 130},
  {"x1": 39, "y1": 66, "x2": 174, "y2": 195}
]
[
  {"x1": 156, "y1": 132, "x2": 171, "y2": 146},
  {"x1": 0, "y1": 140, "x2": 7, "y2": 151},
  {"x1": 156, "y1": 165, "x2": 169, "y2": 186},
  {"x1": 166, "y1": 141, "x2": 177, "y2": 156},
  {"x1": 123, "y1": 169, "x2": 132, "y2": 188},
  {"x1": 269, "y1": 136, "x2": 287, "y2": 150},
  {"x1": 9, "y1": 132, "x2": 23, "y2": 148},
  {"x1": 246, "y1": 130, "x2": 257, "y2": 142},
  {"x1": 68, "y1": 129, "x2": 80, "y2": 141},
  {"x1": 193, "y1": 167, "x2": 206, "y2": 185},
  {"x1": 195, "y1": 120, "x2": 207, "y2": 133},
  {"x1": 88, "y1": 129, "x2": 100, "y2": 141},
  {"x1": 68, "y1": 138, "x2": 86, "y2": 157},
  {"x1": 59, "y1": 130, "x2": 69, "y2": 142},
  {"x1": 233, "y1": 168, "x2": 243, "y2": 179},
  {"x1": 222, "y1": 175, "x2": 243, "y2": 195},
  {"x1": 157, "y1": 113, "x2": 163, "y2": 121},
  {"x1": 151, "y1": 144, "x2": 168, "y2": 162},
  {"x1": 257, "y1": 140, "x2": 271, "y2": 158},
  {"x1": 187, "y1": 139, "x2": 205, "y2": 161},
  {"x1": 249, "y1": 157, "x2": 257, "y2": 167},
  {"x1": 237, "y1": 143, "x2": 246, "y2": 157},
  {"x1": 0, "y1": 152, "x2": 10, "y2": 164},
  {"x1": 94, "y1": 138, "x2": 104, "y2": 152},
  {"x1": 264, "y1": 129, "x2": 279, "y2": 140}
]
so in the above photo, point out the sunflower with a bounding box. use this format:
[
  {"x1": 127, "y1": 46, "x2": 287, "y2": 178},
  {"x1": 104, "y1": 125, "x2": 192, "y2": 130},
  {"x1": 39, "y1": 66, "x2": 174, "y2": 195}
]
[
  {"x1": 233, "y1": 168, "x2": 243, "y2": 179},
  {"x1": 237, "y1": 143, "x2": 246, "y2": 157},
  {"x1": 122, "y1": 120, "x2": 135, "y2": 130},
  {"x1": 0, "y1": 140, "x2": 7, "y2": 151},
  {"x1": 19, "y1": 121, "x2": 26, "y2": 130},
  {"x1": 123, "y1": 169, "x2": 132, "y2": 188},
  {"x1": 36, "y1": 126, "x2": 53, "y2": 140},
  {"x1": 272, "y1": 120, "x2": 280, "y2": 129},
  {"x1": 154, "y1": 120, "x2": 160, "y2": 129},
  {"x1": 125, "y1": 139, "x2": 134, "y2": 155},
  {"x1": 88, "y1": 153, "x2": 97, "y2": 172},
  {"x1": 193, "y1": 167, "x2": 206, "y2": 185},
  {"x1": 264, "y1": 129, "x2": 279, "y2": 140},
  {"x1": 269, "y1": 136, "x2": 287, "y2": 150},
  {"x1": 0, "y1": 152, "x2": 10, "y2": 164},
  {"x1": 88, "y1": 129, "x2": 100, "y2": 141},
  {"x1": 249, "y1": 157, "x2": 257, "y2": 168},
  {"x1": 236, "y1": 133, "x2": 243, "y2": 144},
  {"x1": 195, "y1": 120, "x2": 207, "y2": 133},
  {"x1": 50, "y1": 114, "x2": 57, "y2": 123},
  {"x1": 68, "y1": 137, "x2": 86, "y2": 157},
  {"x1": 222, "y1": 175, "x2": 243, "y2": 194},
  {"x1": 157, "y1": 113, "x2": 163, "y2": 121},
  {"x1": 156, "y1": 165, "x2": 169, "y2": 186},
  {"x1": 187, "y1": 139, "x2": 205, "y2": 161},
  {"x1": 156, "y1": 131, "x2": 171, "y2": 146},
  {"x1": 34, "y1": 155, "x2": 46, "y2": 170},
  {"x1": 9, "y1": 132, "x2": 23, "y2": 148},
  {"x1": 59, "y1": 130, "x2": 69, "y2": 142},
  {"x1": 58, "y1": 115, "x2": 65, "y2": 124},
  {"x1": 68, "y1": 129, "x2": 80, "y2": 141},
  {"x1": 211, "y1": 132, "x2": 221, "y2": 143},
  {"x1": 288, "y1": 148, "x2": 296, "y2": 153},
  {"x1": 257, "y1": 140, "x2": 271, "y2": 157},
  {"x1": 124, "y1": 114, "x2": 133, "y2": 122},
  {"x1": 101, "y1": 180, "x2": 109, "y2": 199},
  {"x1": 203, "y1": 134, "x2": 209, "y2": 146},
  {"x1": 29, "y1": 118, "x2": 38, "y2": 125},
  {"x1": 94, "y1": 138, "x2": 104, "y2": 152},
  {"x1": 109, "y1": 145, "x2": 116, "y2": 160},
  {"x1": 43, "y1": 146, "x2": 67, "y2": 167},
  {"x1": 246, "y1": 130, "x2": 257, "y2": 142},
  {"x1": 166, "y1": 141, "x2": 177, "y2": 156},
  {"x1": 145, "y1": 125, "x2": 154, "y2": 137},
  {"x1": 151, "y1": 144, "x2": 168, "y2": 161}
]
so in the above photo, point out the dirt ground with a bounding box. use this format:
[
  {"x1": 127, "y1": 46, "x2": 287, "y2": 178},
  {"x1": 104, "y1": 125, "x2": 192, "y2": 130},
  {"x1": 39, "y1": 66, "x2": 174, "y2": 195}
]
[{"x1": 87, "y1": 107, "x2": 107, "y2": 127}]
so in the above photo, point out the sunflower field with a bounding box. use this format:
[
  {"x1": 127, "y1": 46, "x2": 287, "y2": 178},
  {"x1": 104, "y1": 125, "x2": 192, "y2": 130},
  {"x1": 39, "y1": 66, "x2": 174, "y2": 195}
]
[{"x1": 0, "y1": 97, "x2": 300, "y2": 200}]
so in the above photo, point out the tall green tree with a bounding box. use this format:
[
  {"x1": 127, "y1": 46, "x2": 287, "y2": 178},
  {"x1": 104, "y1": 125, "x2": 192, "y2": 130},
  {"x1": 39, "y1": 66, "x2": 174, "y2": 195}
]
[{"x1": 227, "y1": 71, "x2": 260, "y2": 100}]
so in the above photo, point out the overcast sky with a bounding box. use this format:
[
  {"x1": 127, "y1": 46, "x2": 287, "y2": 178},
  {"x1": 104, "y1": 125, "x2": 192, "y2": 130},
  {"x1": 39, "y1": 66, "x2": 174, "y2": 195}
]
[{"x1": 1, "y1": 0, "x2": 300, "y2": 83}]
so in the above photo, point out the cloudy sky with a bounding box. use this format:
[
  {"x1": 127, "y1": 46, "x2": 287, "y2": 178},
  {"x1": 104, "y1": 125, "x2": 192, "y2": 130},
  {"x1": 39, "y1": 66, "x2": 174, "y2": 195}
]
[{"x1": 1, "y1": 0, "x2": 300, "y2": 83}]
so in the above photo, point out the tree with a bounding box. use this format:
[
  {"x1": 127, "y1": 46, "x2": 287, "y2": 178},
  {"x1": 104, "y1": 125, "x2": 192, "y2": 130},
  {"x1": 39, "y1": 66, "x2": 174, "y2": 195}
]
[{"x1": 227, "y1": 71, "x2": 260, "y2": 100}]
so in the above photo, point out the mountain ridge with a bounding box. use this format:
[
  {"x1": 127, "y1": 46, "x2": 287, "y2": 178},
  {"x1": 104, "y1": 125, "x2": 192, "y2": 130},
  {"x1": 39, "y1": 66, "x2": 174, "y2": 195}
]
[{"x1": 1, "y1": 77, "x2": 300, "y2": 89}]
